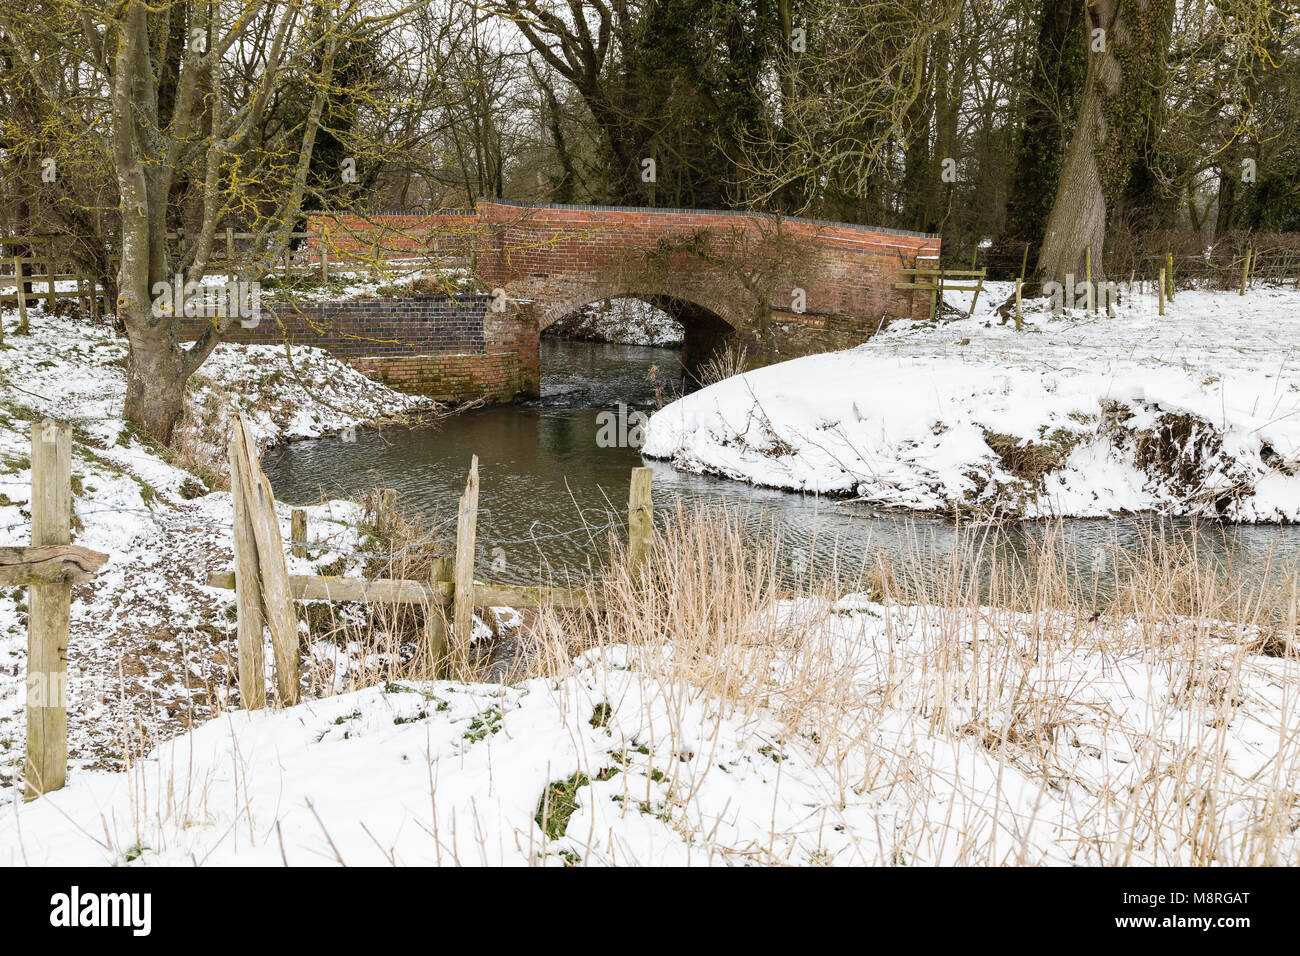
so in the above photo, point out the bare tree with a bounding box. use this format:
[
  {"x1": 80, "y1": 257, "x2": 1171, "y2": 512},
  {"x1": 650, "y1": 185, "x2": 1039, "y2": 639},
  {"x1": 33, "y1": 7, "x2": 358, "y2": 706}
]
[{"x1": 0, "y1": 1, "x2": 420, "y2": 442}]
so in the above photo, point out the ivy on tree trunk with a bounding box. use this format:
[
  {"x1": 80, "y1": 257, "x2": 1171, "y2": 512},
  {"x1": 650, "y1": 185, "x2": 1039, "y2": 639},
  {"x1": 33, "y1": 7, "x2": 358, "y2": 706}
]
[{"x1": 1037, "y1": 0, "x2": 1175, "y2": 288}]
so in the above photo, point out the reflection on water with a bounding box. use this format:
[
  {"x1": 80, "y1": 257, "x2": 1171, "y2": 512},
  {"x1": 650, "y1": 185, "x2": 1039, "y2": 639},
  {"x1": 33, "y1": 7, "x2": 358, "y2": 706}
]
[{"x1": 262, "y1": 339, "x2": 1300, "y2": 593}]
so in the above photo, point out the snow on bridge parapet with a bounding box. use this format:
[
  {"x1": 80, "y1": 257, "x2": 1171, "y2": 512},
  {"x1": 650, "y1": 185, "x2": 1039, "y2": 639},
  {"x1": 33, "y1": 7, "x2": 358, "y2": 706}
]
[{"x1": 308, "y1": 200, "x2": 942, "y2": 337}]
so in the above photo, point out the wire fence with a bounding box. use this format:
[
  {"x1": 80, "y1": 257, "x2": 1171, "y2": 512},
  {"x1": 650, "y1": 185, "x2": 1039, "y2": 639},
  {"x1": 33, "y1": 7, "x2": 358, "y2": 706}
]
[
  {"x1": 964, "y1": 229, "x2": 1300, "y2": 287},
  {"x1": 2, "y1": 493, "x2": 641, "y2": 584}
]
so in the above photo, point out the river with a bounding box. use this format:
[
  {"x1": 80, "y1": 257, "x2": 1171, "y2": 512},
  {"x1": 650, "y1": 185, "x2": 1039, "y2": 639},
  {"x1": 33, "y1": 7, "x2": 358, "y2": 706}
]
[{"x1": 262, "y1": 338, "x2": 1300, "y2": 596}]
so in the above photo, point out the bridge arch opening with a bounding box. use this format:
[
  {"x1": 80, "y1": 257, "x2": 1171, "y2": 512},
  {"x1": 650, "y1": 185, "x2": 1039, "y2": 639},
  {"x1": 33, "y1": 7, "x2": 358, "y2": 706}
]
[{"x1": 540, "y1": 292, "x2": 741, "y2": 390}]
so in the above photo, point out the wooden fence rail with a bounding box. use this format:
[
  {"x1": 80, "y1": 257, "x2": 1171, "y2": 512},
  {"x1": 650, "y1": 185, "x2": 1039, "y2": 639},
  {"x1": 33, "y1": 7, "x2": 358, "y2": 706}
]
[
  {"x1": 207, "y1": 415, "x2": 653, "y2": 706},
  {"x1": 0, "y1": 231, "x2": 467, "y2": 324},
  {"x1": 1, "y1": 255, "x2": 106, "y2": 328},
  {"x1": 895, "y1": 267, "x2": 987, "y2": 319},
  {"x1": 0, "y1": 421, "x2": 109, "y2": 801}
]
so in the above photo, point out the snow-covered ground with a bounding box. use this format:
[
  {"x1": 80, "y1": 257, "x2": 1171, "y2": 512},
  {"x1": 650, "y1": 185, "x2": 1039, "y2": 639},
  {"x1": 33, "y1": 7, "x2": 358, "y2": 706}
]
[
  {"x1": 0, "y1": 310, "x2": 432, "y2": 782},
  {"x1": 3, "y1": 597, "x2": 1295, "y2": 866},
  {"x1": 645, "y1": 282, "x2": 1300, "y2": 521},
  {"x1": 544, "y1": 297, "x2": 684, "y2": 346},
  {"x1": 3, "y1": 297, "x2": 1299, "y2": 867}
]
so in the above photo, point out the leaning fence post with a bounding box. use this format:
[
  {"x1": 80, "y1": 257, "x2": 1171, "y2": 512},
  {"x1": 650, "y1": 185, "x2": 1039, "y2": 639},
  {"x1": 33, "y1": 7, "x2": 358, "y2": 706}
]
[
  {"x1": 230, "y1": 414, "x2": 299, "y2": 705},
  {"x1": 229, "y1": 439, "x2": 267, "y2": 710},
  {"x1": 627, "y1": 467, "x2": 654, "y2": 574},
  {"x1": 1240, "y1": 248, "x2": 1252, "y2": 296},
  {"x1": 452, "y1": 456, "x2": 479, "y2": 672},
  {"x1": 26, "y1": 420, "x2": 71, "y2": 801},
  {"x1": 967, "y1": 269, "x2": 984, "y2": 317},
  {"x1": 14, "y1": 256, "x2": 28, "y2": 333}
]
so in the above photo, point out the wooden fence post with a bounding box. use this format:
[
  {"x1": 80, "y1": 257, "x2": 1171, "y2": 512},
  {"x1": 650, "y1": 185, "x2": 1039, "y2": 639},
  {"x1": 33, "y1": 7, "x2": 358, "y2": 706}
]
[
  {"x1": 1158, "y1": 267, "x2": 1166, "y2": 316},
  {"x1": 26, "y1": 420, "x2": 71, "y2": 801},
  {"x1": 933, "y1": 263, "x2": 944, "y2": 319},
  {"x1": 967, "y1": 269, "x2": 984, "y2": 317},
  {"x1": 452, "y1": 456, "x2": 479, "y2": 672},
  {"x1": 291, "y1": 508, "x2": 307, "y2": 559},
  {"x1": 14, "y1": 256, "x2": 28, "y2": 333},
  {"x1": 1240, "y1": 248, "x2": 1252, "y2": 296},
  {"x1": 230, "y1": 414, "x2": 300, "y2": 705},
  {"x1": 1167, "y1": 252, "x2": 1175, "y2": 301},
  {"x1": 1085, "y1": 246, "x2": 1094, "y2": 311},
  {"x1": 427, "y1": 556, "x2": 453, "y2": 678},
  {"x1": 1014, "y1": 278, "x2": 1023, "y2": 332},
  {"x1": 229, "y1": 439, "x2": 267, "y2": 710},
  {"x1": 628, "y1": 467, "x2": 654, "y2": 573},
  {"x1": 46, "y1": 255, "x2": 55, "y2": 311}
]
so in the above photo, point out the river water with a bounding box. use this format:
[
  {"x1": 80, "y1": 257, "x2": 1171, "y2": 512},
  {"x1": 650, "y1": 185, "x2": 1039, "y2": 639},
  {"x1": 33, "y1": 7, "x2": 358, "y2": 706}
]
[{"x1": 262, "y1": 339, "x2": 1300, "y2": 594}]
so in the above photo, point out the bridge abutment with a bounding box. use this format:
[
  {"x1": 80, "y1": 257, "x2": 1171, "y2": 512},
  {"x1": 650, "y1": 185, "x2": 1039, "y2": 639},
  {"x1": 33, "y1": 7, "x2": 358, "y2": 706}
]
[{"x1": 181, "y1": 294, "x2": 541, "y2": 404}]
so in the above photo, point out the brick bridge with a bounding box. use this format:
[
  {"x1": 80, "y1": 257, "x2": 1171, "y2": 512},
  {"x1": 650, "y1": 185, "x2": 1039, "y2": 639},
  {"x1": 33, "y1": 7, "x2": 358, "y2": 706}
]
[{"x1": 192, "y1": 200, "x2": 940, "y2": 403}]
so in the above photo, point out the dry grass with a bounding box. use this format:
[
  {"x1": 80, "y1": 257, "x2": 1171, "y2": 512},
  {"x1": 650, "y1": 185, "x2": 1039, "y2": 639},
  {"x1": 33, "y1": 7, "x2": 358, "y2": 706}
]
[
  {"x1": 55, "y1": 497, "x2": 1300, "y2": 865},
  {"x1": 301, "y1": 501, "x2": 1300, "y2": 864},
  {"x1": 694, "y1": 342, "x2": 750, "y2": 388}
]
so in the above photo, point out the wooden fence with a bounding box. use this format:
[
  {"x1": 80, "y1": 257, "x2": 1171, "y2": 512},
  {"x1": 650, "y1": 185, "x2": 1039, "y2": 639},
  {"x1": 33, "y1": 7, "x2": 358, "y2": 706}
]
[
  {"x1": 7, "y1": 410, "x2": 647, "y2": 800},
  {"x1": 1, "y1": 421, "x2": 109, "y2": 801},
  {"x1": 206, "y1": 413, "x2": 653, "y2": 705},
  {"x1": 0, "y1": 229, "x2": 466, "y2": 337},
  {"x1": 895, "y1": 266, "x2": 987, "y2": 319},
  {"x1": 176, "y1": 228, "x2": 471, "y2": 282},
  {"x1": 0, "y1": 237, "x2": 106, "y2": 331}
]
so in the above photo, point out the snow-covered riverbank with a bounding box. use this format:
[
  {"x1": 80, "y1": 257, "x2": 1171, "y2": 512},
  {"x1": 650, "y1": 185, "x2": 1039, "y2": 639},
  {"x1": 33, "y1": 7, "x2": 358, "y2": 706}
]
[
  {"x1": 4, "y1": 595, "x2": 1296, "y2": 866},
  {"x1": 644, "y1": 283, "x2": 1300, "y2": 521}
]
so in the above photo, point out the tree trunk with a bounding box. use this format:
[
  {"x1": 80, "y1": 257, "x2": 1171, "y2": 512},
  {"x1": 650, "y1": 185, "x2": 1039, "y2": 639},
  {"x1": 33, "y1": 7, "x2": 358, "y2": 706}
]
[
  {"x1": 122, "y1": 317, "x2": 188, "y2": 444},
  {"x1": 1038, "y1": 78, "x2": 1107, "y2": 284},
  {"x1": 1036, "y1": 0, "x2": 1174, "y2": 288},
  {"x1": 1215, "y1": 162, "x2": 1239, "y2": 238}
]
